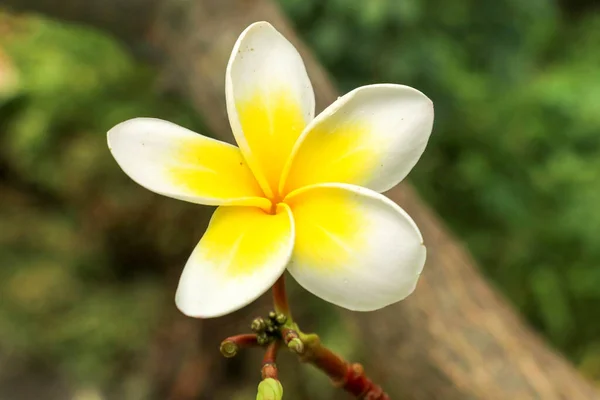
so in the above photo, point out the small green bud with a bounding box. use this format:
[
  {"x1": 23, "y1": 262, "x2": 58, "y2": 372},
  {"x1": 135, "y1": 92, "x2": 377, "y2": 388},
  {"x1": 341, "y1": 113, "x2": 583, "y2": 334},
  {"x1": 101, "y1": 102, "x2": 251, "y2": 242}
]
[
  {"x1": 264, "y1": 319, "x2": 275, "y2": 333},
  {"x1": 275, "y1": 313, "x2": 287, "y2": 325},
  {"x1": 251, "y1": 317, "x2": 266, "y2": 333},
  {"x1": 257, "y1": 333, "x2": 270, "y2": 346},
  {"x1": 256, "y1": 378, "x2": 283, "y2": 400},
  {"x1": 287, "y1": 337, "x2": 304, "y2": 354},
  {"x1": 268, "y1": 311, "x2": 277, "y2": 320}
]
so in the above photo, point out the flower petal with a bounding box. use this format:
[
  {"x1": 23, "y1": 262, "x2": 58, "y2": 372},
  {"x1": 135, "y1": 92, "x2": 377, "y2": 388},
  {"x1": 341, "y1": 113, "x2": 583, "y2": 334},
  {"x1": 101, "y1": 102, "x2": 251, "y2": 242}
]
[
  {"x1": 226, "y1": 21, "x2": 315, "y2": 198},
  {"x1": 285, "y1": 183, "x2": 425, "y2": 311},
  {"x1": 108, "y1": 118, "x2": 269, "y2": 208},
  {"x1": 176, "y1": 204, "x2": 294, "y2": 318},
  {"x1": 281, "y1": 84, "x2": 434, "y2": 195}
]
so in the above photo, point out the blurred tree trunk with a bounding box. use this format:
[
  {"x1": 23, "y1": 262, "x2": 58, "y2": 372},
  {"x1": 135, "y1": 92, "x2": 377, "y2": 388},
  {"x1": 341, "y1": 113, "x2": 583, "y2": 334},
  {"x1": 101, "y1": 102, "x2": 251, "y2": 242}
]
[{"x1": 2, "y1": 0, "x2": 598, "y2": 399}]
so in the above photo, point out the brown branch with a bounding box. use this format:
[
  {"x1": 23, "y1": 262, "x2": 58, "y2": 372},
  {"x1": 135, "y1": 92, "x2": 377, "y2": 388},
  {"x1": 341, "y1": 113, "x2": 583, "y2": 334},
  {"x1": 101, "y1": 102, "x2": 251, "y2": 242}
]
[{"x1": 294, "y1": 333, "x2": 388, "y2": 399}]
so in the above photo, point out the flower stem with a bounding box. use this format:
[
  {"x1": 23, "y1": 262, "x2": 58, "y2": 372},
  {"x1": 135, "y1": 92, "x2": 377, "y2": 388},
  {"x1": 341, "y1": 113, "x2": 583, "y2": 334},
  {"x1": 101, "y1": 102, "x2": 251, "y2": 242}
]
[
  {"x1": 261, "y1": 341, "x2": 280, "y2": 380},
  {"x1": 272, "y1": 274, "x2": 291, "y2": 319}
]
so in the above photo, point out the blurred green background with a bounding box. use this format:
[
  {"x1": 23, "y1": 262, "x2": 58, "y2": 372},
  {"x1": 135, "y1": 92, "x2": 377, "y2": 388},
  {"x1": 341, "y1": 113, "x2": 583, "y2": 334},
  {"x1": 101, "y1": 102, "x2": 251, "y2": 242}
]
[{"x1": 1, "y1": 0, "x2": 600, "y2": 397}]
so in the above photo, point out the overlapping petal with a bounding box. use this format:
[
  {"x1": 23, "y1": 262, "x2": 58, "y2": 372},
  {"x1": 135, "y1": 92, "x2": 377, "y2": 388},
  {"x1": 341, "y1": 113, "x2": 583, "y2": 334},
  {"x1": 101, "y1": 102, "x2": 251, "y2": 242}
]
[
  {"x1": 176, "y1": 204, "x2": 294, "y2": 318},
  {"x1": 284, "y1": 183, "x2": 426, "y2": 311},
  {"x1": 226, "y1": 22, "x2": 315, "y2": 198},
  {"x1": 108, "y1": 118, "x2": 269, "y2": 208},
  {"x1": 281, "y1": 84, "x2": 434, "y2": 195}
]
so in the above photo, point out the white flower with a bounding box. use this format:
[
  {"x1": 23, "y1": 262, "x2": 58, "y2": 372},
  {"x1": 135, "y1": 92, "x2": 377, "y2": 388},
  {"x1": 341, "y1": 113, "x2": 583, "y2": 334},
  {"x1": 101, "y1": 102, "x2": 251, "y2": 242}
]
[{"x1": 107, "y1": 21, "x2": 434, "y2": 318}]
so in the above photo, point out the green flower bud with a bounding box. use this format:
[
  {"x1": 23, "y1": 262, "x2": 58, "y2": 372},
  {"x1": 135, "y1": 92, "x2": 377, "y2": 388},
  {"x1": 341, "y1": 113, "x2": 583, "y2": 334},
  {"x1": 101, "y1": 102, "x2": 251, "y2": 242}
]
[
  {"x1": 251, "y1": 317, "x2": 266, "y2": 333},
  {"x1": 256, "y1": 378, "x2": 283, "y2": 400},
  {"x1": 287, "y1": 338, "x2": 304, "y2": 354},
  {"x1": 275, "y1": 313, "x2": 287, "y2": 325},
  {"x1": 257, "y1": 333, "x2": 270, "y2": 346}
]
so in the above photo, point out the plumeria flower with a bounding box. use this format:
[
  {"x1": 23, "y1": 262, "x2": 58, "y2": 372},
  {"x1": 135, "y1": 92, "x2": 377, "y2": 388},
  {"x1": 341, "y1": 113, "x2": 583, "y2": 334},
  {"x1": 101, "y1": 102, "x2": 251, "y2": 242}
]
[{"x1": 107, "y1": 21, "x2": 434, "y2": 318}]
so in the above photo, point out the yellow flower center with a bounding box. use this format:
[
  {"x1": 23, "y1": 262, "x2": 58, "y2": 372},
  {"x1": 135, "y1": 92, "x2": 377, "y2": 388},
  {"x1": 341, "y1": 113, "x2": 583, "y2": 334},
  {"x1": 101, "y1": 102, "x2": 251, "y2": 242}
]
[{"x1": 235, "y1": 88, "x2": 308, "y2": 206}]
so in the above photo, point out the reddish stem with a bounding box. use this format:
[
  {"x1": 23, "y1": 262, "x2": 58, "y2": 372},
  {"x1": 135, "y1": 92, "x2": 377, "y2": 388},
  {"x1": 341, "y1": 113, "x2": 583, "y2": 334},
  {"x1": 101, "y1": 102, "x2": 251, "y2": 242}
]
[
  {"x1": 301, "y1": 336, "x2": 390, "y2": 399},
  {"x1": 261, "y1": 341, "x2": 280, "y2": 380},
  {"x1": 344, "y1": 363, "x2": 389, "y2": 400},
  {"x1": 281, "y1": 327, "x2": 299, "y2": 343},
  {"x1": 272, "y1": 274, "x2": 291, "y2": 318}
]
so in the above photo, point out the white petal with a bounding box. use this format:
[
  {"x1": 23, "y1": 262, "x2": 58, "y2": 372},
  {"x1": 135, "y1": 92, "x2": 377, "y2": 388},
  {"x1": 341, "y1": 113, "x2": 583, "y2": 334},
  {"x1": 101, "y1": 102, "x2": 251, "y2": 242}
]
[
  {"x1": 285, "y1": 183, "x2": 425, "y2": 311},
  {"x1": 282, "y1": 84, "x2": 434, "y2": 194},
  {"x1": 226, "y1": 21, "x2": 315, "y2": 197},
  {"x1": 108, "y1": 118, "x2": 269, "y2": 208},
  {"x1": 175, "y1": 204, "x2": 294, "y2": 318}
]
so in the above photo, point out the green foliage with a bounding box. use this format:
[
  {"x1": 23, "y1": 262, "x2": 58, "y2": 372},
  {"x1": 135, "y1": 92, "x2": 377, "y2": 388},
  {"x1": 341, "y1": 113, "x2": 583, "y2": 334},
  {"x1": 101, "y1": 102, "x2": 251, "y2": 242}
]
[
  {"x1": 280, "y1": 0, "x2": 600, "y2": 378},
  {"x1": 0, "y1": 14, "x2": 204, "y2": 392}
]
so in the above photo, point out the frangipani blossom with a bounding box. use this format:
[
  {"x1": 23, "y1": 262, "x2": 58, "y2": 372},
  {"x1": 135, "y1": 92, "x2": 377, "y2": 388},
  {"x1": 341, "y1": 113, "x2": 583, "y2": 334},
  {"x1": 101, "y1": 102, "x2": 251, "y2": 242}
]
[{"x1": 107, "y1": 21, "x2": 434, "y2": 318}]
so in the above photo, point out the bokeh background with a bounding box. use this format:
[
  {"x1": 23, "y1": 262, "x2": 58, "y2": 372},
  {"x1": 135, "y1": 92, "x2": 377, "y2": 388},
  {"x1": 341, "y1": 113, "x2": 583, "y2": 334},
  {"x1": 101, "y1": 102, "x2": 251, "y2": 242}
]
[{"x1": 1, "y1": 0, "x2": 599, "y2": 398}]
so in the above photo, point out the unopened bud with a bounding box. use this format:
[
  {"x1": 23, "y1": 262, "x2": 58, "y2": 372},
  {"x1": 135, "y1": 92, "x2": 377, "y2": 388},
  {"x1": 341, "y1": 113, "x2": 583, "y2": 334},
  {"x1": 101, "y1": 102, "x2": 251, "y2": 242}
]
[
  {"x1": 251, "y1": 317, "x2": 266, "y2": 333},
  {"x1": 265, "y1": 318, "x2": 276, "y2": 332},
  {"x1": 256, "y1": 378, "x2": 283, "y2": 400},
  {"x1": 287, "y1": 338, "x2": 304, "y2": 354},
  {"x1": 257, "y1": 333, "x2": 270, "y2": 346},
  {"x1": 275, "y1": 313, "x2": 287, "y2": 325},
  {"x1": 219, "y1": 341, "x2": 238, "y2": 358}
]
